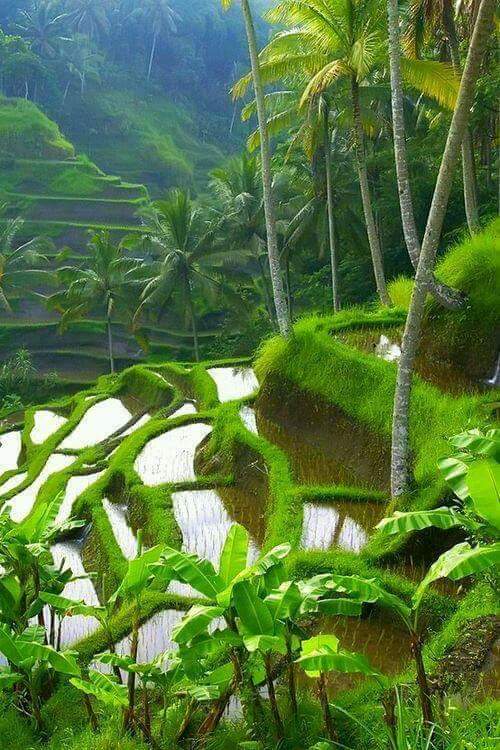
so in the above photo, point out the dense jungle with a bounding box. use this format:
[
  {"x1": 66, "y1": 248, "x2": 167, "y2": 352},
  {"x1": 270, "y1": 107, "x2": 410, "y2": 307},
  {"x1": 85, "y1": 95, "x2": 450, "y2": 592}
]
[{"x1": 0, "y1": 1, "x2": 498, "y2": 749}]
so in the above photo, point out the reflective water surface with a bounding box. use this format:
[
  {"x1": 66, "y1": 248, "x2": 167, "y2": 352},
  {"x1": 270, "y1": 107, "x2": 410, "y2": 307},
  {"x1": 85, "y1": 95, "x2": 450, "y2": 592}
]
[
  {"x1": 103, "y1": 498, "x2": 137, "y2": 560},
  {"x1": 31, "y1": 410, "x2": 67, "y2": 445},
  {"x1": 134, "y1": 423, "x2": 212, "y2": 486},
  {"x1": 0, "y1": 431, "x2": 22, "y2": 476},
  {"x1": 61, "y1": 398, "x2": 132, "y2": 449},
  {"x1": 208, "y1": 367, "x2": 258, "y2": 402},
  {"x1": 301, "y1": 501, "x2": 382, "y2": 553},
  {"x1": 5, "y1": 454, "x2": 75, "y2": 522},
  {"x1": 51, "y1": 541, "x2": 100, "y2": 646}
]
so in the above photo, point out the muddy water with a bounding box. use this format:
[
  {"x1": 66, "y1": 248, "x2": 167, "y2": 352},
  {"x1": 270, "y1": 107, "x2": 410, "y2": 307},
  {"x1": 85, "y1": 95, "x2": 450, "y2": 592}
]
[
  {"x1": 51, "y1": 541, "x2": 100, "y2": 646},
  {"x1": 31, "y1": 410, "x2": 67, "y2": 445},
  {"x1": 256, "y1": 379, "x2": 390, "y2": 491},
  {"x1": 134, "y1": 423, "x2": 212, "y2": 486},
  {"x1": 299, "y1": 611, "x2": 411, "y2": 695},
  {"x1": 5, "y1": 454, "x2": 75, "y2": 522},
  {"x1": 208, "y1": 366, "x2": 258, "y2": 402},
  {"x1": 301, "y1": 501, "x2": 382, "y2": 553},
  {"x1": 0, "y1": 431, "x2": 22, "y2": 476},
  {"x1": 239, "y1": 406, "x2": 258, "y2": 434},
  {"x1": 56, "y1": 471, "x2": 104, "y2": 524},
  {"x1": 103, "y1": 498, "x2": 137, "y2": 560},
  {"x1": 60, "y1": 398, "x2": 132, "y2": 449}
]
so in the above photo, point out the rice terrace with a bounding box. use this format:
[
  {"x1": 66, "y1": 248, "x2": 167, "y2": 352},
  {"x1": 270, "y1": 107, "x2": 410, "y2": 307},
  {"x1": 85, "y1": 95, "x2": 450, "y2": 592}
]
[{"x1": 0, "y1": 1, "x2": 498, "y2": 749}]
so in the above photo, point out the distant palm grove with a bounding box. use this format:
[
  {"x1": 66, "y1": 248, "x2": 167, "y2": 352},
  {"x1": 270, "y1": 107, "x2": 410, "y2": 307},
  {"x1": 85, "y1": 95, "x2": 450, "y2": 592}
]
[{"x1": 0, "y1": 2, "x2": 498, "y2": 750}]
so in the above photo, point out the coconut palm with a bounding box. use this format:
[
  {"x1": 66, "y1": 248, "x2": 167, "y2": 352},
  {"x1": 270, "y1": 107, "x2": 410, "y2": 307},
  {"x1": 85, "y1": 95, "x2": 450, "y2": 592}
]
[
  {"x1": 405, "y1": 0, "x2": 481, "y2": 233},
  {"x1": 221, "y1": 0, "x2": 291, "y2": 336},
  {"x1": 64, "y1": 0, "x2": 111, "y2": 41},
  {"x1": 16, "y1": 1, "x2": 69, "y2": 59},
  {"x1": 48, "y1": 231, "x2": 142, "y2": 374},
  {"x1": 235, "y1": 0, "x2": 460, "y2": 306},
  {"x1": 209, "y1": 153, "x2": 279, "y2": 322},
  {"x1": 139, "y1": 0, "x2": 179, "y2": 81},
  {"x1": 136, "y1": 189, "x2": 233, "y2": 362},
  {"x1": 0, "y1": 214, "x2": 52, "y2": 312},
  {"x1": 391, "y1": 0, "x2": 496, "y2": 498}
]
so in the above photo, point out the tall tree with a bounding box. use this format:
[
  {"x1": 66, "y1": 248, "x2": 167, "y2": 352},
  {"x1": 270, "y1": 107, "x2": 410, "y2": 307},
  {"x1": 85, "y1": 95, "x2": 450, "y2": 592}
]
[
  {"x1": 16, "y1": 2, "x2": 68, "y2": 58},
  {"x1": 140, "y1": 0, "x2": 179, "y2": 81},
  {"x1": 0, "y1": 214, "x2": 52, "y2": 312},
  {"x1": 406, "y1": 0, "x2": 480, "y2": 233},
  {"x1": 49, "y1": 231, "x2": 141, "y2": 374},
  {"x1": 222, "y1": 0, "x2": 291, "y2": 336},
  {"x1": 386, "y1": 0, "x2": 465, "y2": 310},
  {"x1": 136, "y1": 189, "x2": 233, "y2": 362},
  {"x1": 391, "y1": 0, "x2": 496, "y2": 498},
  {"x1": 65, "y1": 0, "x2": 111, "y2": 42}
]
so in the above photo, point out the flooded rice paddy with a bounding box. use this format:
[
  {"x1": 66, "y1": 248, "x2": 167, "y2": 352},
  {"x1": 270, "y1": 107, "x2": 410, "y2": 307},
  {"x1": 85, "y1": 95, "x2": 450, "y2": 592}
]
[
  {"x1": 301, "y1": 501, "x2": 382, "y2": 553},
  {"x1": 55, "y1": 471, "x2": 104, "y2": 524},
  {"x1": 5, "y1": 454, "x2": 75, "y2": 522},
  {"x1": 103, "y1": 498, "x2": 137, "y2": 560},
  {"x1": 60, "y1": 398, "x2": 132, "y2": 449},
  {"x1": 0, "y1": 430, "x2": 22, "y2": 476},
  {"x1": 30, "y1": 410, "x2": 67, "y2": 444},
  {"x1": 208, "y1": 366, "x2": 258, "y2": 402},
  {"x1": 134, "y1": 423, "x2": 212, "y2": 485}
]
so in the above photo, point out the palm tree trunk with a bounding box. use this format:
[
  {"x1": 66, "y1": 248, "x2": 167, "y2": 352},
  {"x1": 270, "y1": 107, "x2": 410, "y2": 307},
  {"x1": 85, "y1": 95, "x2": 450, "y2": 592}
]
[
  {"x1": 186, "y1": 279, "x2": 200, "y2": 362},
  {"x1": 147, "y1": 31, "x2": 158, "y2": 81},
  {"x1": 240, "y1": 0, "x2": 291, "y2": 337},
  {"x1": 442, "y1": 0, "x2": 480, "y2": 234},
  {"x1": 391, "y1": 0, "x2": 495, "y2": 498},
  {"x1": 106, "y1": 312, "x2": 115, "y2": 374},
  {"x1": 386, "y1": 0, "x2": 465, "y2": 311},
  {"x1": 351, "y1": 78, "x2": 391, "y2": 306},
  {"x1": 323, "y1": 101, "x2": 341, "y2": 312},
  {"x1": 257, "y1": 252, "x2": 276, "y2": 324}
]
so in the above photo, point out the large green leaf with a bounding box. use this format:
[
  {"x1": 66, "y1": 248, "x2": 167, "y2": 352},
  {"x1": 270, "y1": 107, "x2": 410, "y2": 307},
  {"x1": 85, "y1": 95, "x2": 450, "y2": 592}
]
[
  {"x1": 70, "y1": 670, "x2": 128, "y2": 707},
  {"x1": 233, "y1": 580, "x2": 274, "y2": 637},
  {"x1": 109, "y1": 545, "x2": 165, "y2": 604},
  {"x1": 158, "y1": 548, "x2": 224, "y2": 600},
  {"x1": 218, "y1": 524, "x2": 249, "y2": 586},
  {"x1": 437, "y1": 454, "x2": 473, "y2": 500},
  {"x1": 327, "y1": 575, "x2": 411, "y2": 626},
  {"x1": 38, "y1": 592, "x2": 105, "y2": 620},
  {"x1": 265, "y1": 581, "x2": 302, "y2": 623},
  {"x1": 315, "y1": 598, "x2": 363, "y2": 617},
  {"x1": 413, "y1": 542, "x2": 500, "y2": 611},
  {"x1": 298, "y1": 636, "x2": 380, "y2": 679},
  {"x1": 376, "y1": 508, "x2": 465, "y2": 536},
  {"x1": 449, "y1": 429, "x2": 500, "y2": 458},
  {"x1": 217, "y1": 544, "x2": 291, "y2": 608},
  {"x1": 466, "y1": 458, "x2": 500, "y2": 530},
  {"x1": 243, "y1": 633, "x2": 287, "y2": 654},
  {"x1": 17, "y1": 640, "x2": 80, "y2": 676},
  {"x1": 0, "y1": 625, "x2": 22, "y2": 666},
  {"x1": 172, "y1": 605, "x2": 224, "y2": 645}
]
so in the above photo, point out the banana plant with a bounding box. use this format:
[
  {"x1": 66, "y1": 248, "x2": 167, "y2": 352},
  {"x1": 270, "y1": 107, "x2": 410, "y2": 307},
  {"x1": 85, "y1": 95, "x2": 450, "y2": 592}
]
[
  {"x1": 0, "y1": 623, "x2": 80, "y2": 730},
  {"x1": 376, "y1": 427, "x2": 500, "y2": 541},
  {"x1": 296, "y1": 634, "x2": 382, "y2": 742},
  {"x1": 107, "y1": 531, "x2": 166, "y2": 732},
  {"x1": 325, "y1": 537, "x2": 500, "y2": 725}
]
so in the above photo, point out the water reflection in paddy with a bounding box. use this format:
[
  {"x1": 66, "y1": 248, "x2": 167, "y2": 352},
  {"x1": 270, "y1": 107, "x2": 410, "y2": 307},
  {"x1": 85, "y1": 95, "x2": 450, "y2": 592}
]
[
  {"x1": 239, "y1": 406, "x2": 258, "y2": 434},
  {"x1": 208, "y1": 367, "x2": 258, "y2": 402},
  {"x1": 61, "y1": 398, "x2": 132, "y2": 450},
  {"x1": 31, "y1": 410, "x2": 67, "y2": 445},
  {"x1": 103, "y1": 498, "x2": 137, "y2": 560},
  {"x1": 302, "y1": 501, "x2": 382, "y2": 553},
  {"x1": 0, "y1": 471, "x2": 27, "y2": 496},
  {"x1": 134, "y1": 423, "x2": 211, "y2": 486},
  {"x1": 114, "y1": 609, "x2": 184, "y2": 665},
  {"x1": 55, "y1": 471, "x2": 104, "y2": 524},
  {"x1": 5, "y1": 454, "x2": 75, "y2": 522},
  {"x1": 51, "y1": 541, "x2": 100, "y2": 646},
  {"x1": 0, "y1": 430, "x2": 22, "y2": 475}
]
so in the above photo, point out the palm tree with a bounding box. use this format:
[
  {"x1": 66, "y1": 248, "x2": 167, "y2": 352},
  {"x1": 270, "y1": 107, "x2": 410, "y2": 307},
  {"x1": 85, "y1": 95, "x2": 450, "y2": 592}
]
[
  {"x1": 222, "y1": 0, "x2": 291, "y2": 336},
  {"x1": 64, "y1": 0, "x2": 111, "y2": 41},
  {"x1": 16, "y1": 2, "x2": 69, "y2": 59},
  {"x1": 0, "y1": 214, "x2": 52, "y2": 312},
  {"x1": 209, "y1": 153, "x2": 277, "y2": 322},
  {"x1": 135, "y1": 189, "x2": 231, "y2": 362},
  {"x1": 48, "y1": 231, "x2": 141, "y2": 374},
  {"x1": 386, "y1": 0, "x2": 465, "y2": 310},
  {"x1": 140, "y1": 0, "x2": 179, "y2": 81},
  {"x1": 236, "y1": 0, "x2": 460, "y2": 306},
  {"x1": 405, "y1": 0, "x2": 480, "y2": 233},
  {"x1": 391, "y1": 0, "x2": 496, "y2": 498}
]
